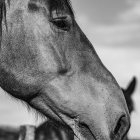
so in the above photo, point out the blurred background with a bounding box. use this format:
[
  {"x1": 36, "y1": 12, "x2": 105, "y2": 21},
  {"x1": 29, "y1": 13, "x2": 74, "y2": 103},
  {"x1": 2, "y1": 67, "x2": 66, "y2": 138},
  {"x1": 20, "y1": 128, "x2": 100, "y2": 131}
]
[{"x1": 0, "y1": 0, "x2": 140, "y2": 139}]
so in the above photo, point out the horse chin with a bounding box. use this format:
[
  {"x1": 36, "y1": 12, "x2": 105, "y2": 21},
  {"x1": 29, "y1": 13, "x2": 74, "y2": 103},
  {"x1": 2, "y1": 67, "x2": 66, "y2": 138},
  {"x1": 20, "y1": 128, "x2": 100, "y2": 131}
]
[
  {"x1": 78, "y1": 124, "x2": 96, "y2": 140},
  {"x1": 64, "y1": 119, "x2": 95, "y2": 140},
  {"x1": 74, "y1": 124, "x2": 97, "y2": 140}
]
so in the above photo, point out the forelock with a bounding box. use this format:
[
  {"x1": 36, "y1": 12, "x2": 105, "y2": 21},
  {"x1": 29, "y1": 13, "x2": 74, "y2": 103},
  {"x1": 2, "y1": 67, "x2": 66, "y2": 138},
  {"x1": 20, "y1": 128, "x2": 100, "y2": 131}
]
[{"x1": 47, "y1": 0, "x2": 74, "y2": 17}]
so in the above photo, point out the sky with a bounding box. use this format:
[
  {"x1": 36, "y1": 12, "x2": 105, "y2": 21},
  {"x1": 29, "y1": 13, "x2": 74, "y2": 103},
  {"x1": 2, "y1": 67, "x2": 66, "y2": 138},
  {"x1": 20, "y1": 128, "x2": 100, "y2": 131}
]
[{"x1": 0, "y1": 0, "x2": 140, "y2": 138}]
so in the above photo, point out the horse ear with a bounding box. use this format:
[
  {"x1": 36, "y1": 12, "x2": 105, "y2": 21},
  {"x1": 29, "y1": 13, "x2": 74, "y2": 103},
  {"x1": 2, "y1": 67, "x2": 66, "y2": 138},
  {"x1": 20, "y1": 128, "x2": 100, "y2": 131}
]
[{"x1": 124, "y1": 77, "x2": 137, "y2": 96}]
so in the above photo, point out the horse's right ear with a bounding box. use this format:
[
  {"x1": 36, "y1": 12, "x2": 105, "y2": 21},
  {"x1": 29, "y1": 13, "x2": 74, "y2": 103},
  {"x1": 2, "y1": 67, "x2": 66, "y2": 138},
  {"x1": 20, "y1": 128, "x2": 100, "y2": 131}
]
[{"x1": 125, "y1": 77, "x2": 137, "y2": 96}]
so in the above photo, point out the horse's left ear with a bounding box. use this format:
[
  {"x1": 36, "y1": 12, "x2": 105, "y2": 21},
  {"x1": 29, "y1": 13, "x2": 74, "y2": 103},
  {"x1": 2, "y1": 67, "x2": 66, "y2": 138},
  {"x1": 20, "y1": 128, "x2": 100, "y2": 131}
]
[{"x1": 124, "y1": 77, "x2": 137, "y2": 96}]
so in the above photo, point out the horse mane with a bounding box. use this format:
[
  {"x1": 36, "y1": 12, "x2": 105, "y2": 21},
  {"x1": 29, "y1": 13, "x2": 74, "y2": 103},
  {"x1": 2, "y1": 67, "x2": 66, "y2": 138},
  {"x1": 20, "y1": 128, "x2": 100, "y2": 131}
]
[
  {"x1": 0, "y1": 0, "x2": 10, "y2": 33},
  {"x1": 0, "y1": 0, "x2": 6, "y2": 28}
]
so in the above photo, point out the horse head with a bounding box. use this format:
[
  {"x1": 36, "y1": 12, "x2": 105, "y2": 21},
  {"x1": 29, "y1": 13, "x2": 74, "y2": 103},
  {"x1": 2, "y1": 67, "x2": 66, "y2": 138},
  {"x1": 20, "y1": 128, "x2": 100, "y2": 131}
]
[{"x1": 0, "y1": 0, "x2": 130, "y2": 139}]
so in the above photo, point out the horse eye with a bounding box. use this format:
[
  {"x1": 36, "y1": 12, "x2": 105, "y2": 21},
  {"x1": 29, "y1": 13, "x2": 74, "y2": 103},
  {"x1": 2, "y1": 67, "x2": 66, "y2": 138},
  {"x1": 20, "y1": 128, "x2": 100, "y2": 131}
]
[{"x1": 51, "y1": 17, "x2": 71, "y2": 31}]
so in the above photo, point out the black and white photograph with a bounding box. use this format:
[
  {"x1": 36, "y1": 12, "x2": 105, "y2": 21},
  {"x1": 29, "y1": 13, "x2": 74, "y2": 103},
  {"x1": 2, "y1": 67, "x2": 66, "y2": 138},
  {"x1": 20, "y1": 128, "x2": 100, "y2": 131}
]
[{"x1": 0, "y1": 0, "x2": 140, "y2": 140}]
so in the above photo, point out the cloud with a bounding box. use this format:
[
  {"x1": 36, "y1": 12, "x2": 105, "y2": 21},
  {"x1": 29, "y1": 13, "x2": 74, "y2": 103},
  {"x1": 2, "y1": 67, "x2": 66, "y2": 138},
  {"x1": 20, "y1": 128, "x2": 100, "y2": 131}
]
[
  {"x1": 120, "y1": 0, "x2": 140, "y2": 22},
  {"x1": 76, "y1": 0, "x2": 140, "y2": 48}
]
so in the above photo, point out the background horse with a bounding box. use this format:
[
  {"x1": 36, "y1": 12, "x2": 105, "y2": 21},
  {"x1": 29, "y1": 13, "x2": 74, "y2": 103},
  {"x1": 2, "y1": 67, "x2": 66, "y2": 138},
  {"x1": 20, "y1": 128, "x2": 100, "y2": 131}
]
[
  {"x1": 122, "y1": 77, "x2": 137, "y2": 140},
  {"x1": 0, "y1": 0, "x2": 130, "y2": 139},
  {"x1": 35, "y1": 119, "x2": 74, "y2": 140},
  {"x1": 122, "y1": 77, "x2": 137, "y2": 115}
]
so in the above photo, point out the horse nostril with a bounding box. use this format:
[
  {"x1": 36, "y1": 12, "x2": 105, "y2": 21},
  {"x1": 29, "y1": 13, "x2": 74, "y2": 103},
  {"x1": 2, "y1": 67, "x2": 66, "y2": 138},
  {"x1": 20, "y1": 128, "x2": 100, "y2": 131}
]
[
  {"x1": 114, "y1": 116, "x2": 124, "y2": 135},
  {"x1": 113, "y1": 114, "x2": 130, "y2": 139}
]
